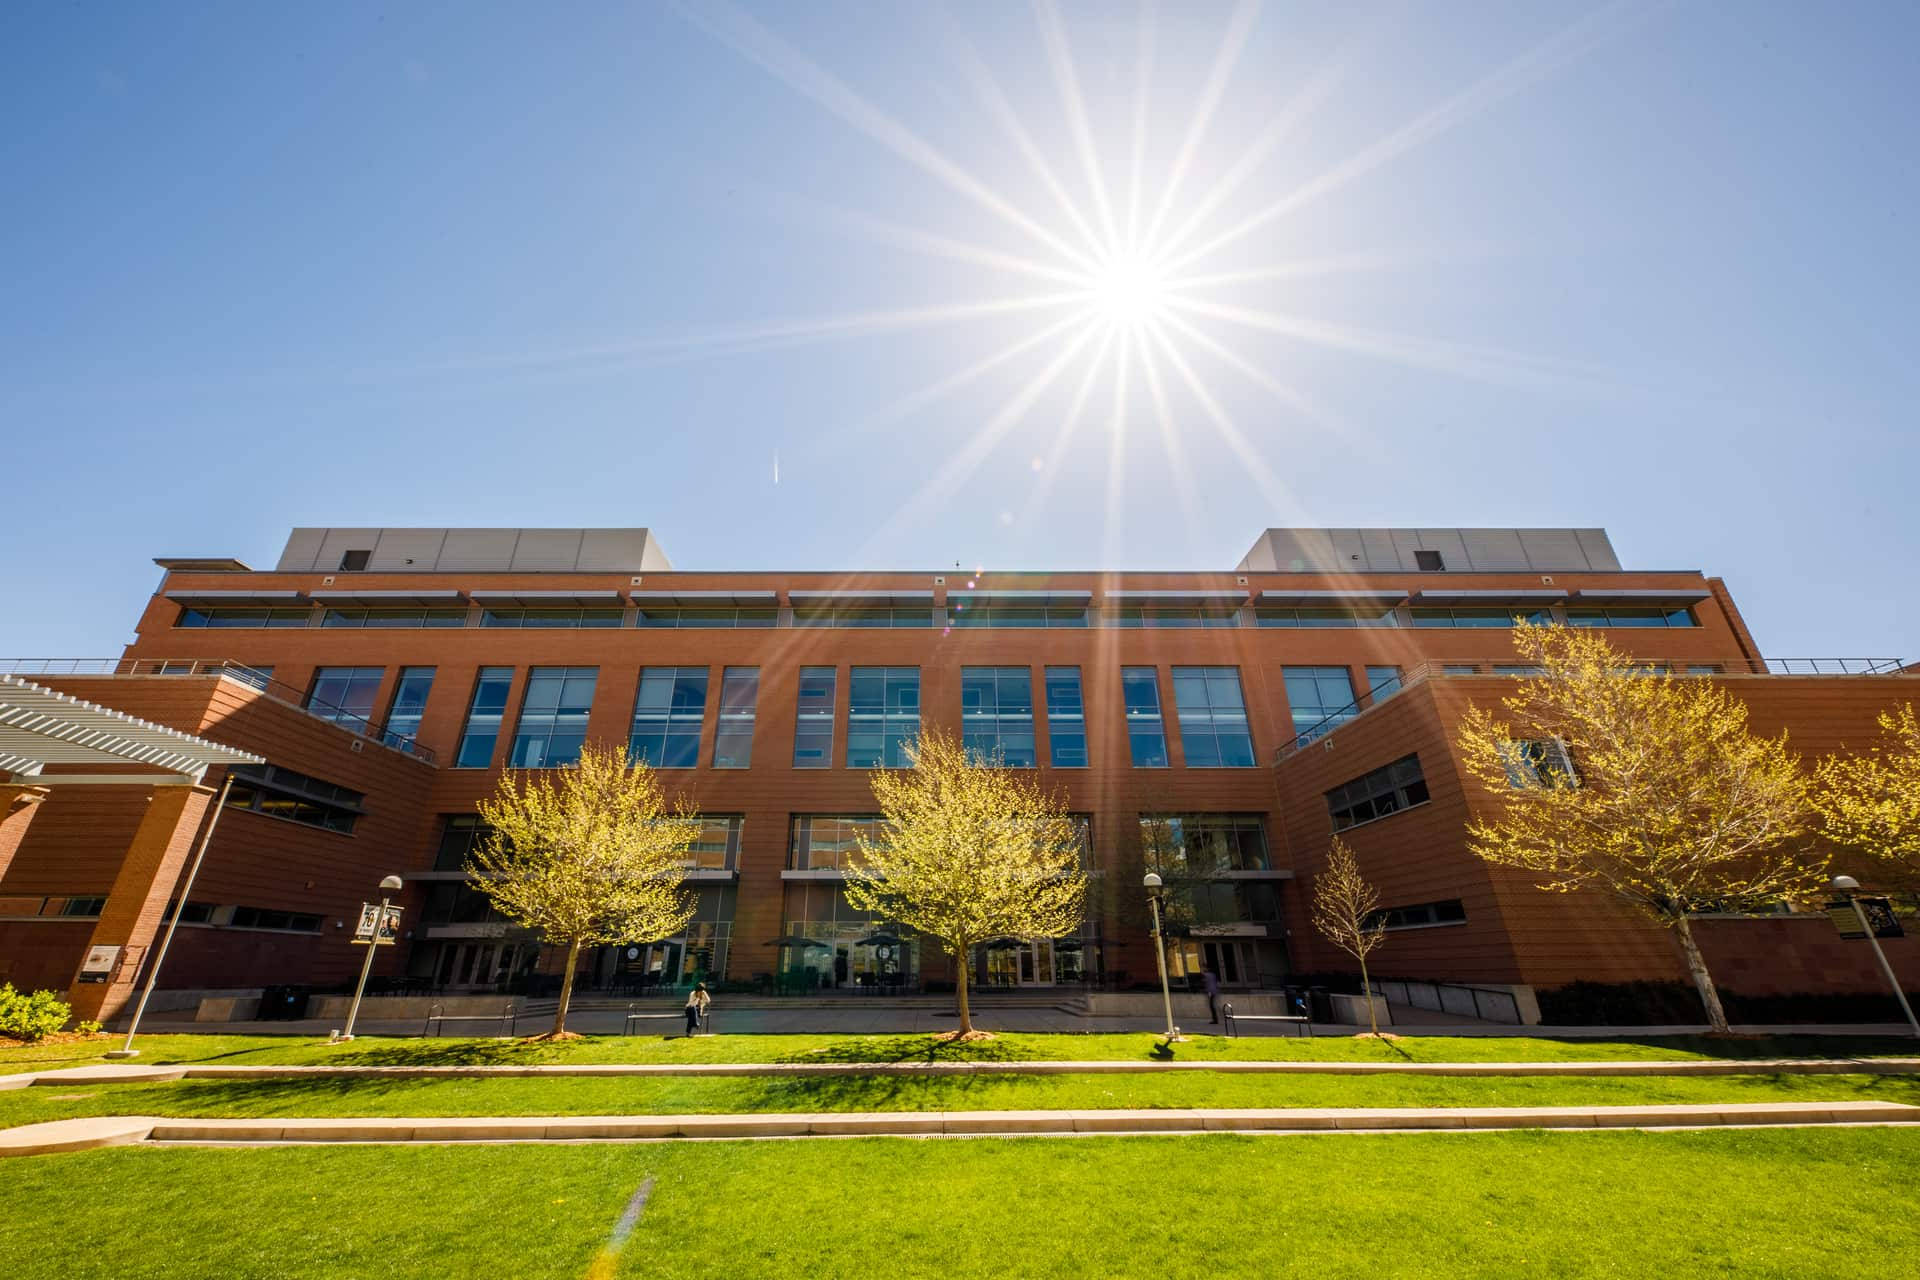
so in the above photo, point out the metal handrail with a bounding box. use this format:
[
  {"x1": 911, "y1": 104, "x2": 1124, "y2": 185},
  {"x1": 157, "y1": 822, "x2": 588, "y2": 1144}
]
[
  {"x1": 1, "y1": 657, "x2": 438, "y2": 764},
  {"x1": 1275, "y1": 656, "x2": 1912, "y2": 762}
]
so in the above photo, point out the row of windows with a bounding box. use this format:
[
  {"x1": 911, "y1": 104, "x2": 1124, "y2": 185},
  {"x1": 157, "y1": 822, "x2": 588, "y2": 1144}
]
[
  {"x1": 1327, "y1": 755, "x2": 1431, "y2": 831},
  {"x1": 175, "y1": 602, "x2": 1702, "y2": 630},
  {"x1": 0, "y1": 894, "x2": 105, "y2": 920},
  {"x1": 1364, "y1": 899, "x2": 1467, "y2": 931},
  {"x1": 224, "y1": 764, "x2": 365, "y2": 834},
  {"x1": 163, "y1": 900, "x2": 326, "y2": 933},
  {"x1": 435, "y1": 813, "x2": 748, "y2": 872}
]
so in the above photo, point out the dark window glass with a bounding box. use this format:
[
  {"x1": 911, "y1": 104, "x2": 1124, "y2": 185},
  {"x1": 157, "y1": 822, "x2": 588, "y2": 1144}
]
[
  {"x1": 1171, "y1": 666, "x2": 1254, "y2": 767},
  {"x1": 1045, "y1": 667, "x2": 1086, "y2": 768},
  {"x1": 510, "y1": 667, "x2": 597, "y2": 768},
  {"x1": 480, "y1": 608, "x2": 622, "y2": 628},
  {"x1": 630, "y1": 668, "x2": 708, "y2": 768},
  {"x1": 1565, "y1": 606, "x2": 1697, "y2": 629},
  {"x1": 323, "y1": 608, "x2": 467, "y2": 629},
  {"x1": 1327, "y1": 754, "x2": 1431, "y2": 831},
  {"x1": 793, "y1": 667, "x2": 836, "y2": 768},
  {"x1": 382, "y1": 667, "x2": 435, "y2": 752},
  {"x1": 456, "y1": 667, "x2": 515, "y2": 769},
  {"x1": 1122, "y1": 667, "x2": 1168, "y2": 767},
  {"x1": 307, "y1": 667, "x2": 384, "y2": 735},
  {"x1": 176, "y1": 607, "x2": 310, "y2": 628},
  {"x1": 947, "y1": 605, "x2": 1088, "y2": 628},
  {"x1": 1255, "y1": 608, "x2": 1398, "y2": 628},
  {"x1": 223, "y1": 763, "x2": 364, "y2": 833},
  {"x1": 1104, "y1": 605, "x2": 1239, "y2": 628},
  {"x1": 1140, "y1": 814, "x2": 1271, "y2": 873},
  {"x1": 435, "y1": 814, "x2": 494, "y2": 871},
  {"x1": 712, "y1": 668, "x2": 759, "y2": 768},
  {"x1": 1410, "y1": 608, "x2": 1551, "y2": 629},
  {"x1": 794, "y1": 606, "x2": 931, "y2": 628},
  {"x1": 1283, "y1": 666, "x2": 1357, "y2": 745},
  {"x1": 635, "y1": 607, "x2": 777, "y2": 629},
  {"x1": 1365, "y1": 899, "x2": 1468, "y2": 930},
  {"x1": 789, "y1": 815, "x2": 887, "y2": 870}
]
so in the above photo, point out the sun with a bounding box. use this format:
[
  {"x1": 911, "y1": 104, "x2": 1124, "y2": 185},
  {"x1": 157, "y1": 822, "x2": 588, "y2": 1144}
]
[{"x1": 1085, "y1": 250, "x2": 1171, "y2": 329}]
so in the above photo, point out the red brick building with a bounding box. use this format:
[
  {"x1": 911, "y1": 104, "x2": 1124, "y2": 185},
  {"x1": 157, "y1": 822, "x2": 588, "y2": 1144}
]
[{"x1": 1, "y1": 525, "x2": 1912, "y2": 1023}]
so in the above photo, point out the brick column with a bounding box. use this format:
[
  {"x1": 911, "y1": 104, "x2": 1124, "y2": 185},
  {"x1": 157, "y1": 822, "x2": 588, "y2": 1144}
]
[
  {"x1": 0, "y1": 784, "x2": 51, "y2": 884},
  {"x1": 67, "y1": 784, "x2": 214, "y2": 1022}
]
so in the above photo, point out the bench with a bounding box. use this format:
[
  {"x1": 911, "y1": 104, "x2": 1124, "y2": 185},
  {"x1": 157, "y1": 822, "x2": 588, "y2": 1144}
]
[
  {"x1": 624, "y1": 1004, "x2": 711, "y2": 1035},
  {"x1": 1221, "y1": 1002, "x2": 1312, "y2": 1039},
  {"x1": 423, "y1": 1004, "x2": 518, "y2": 1038}
]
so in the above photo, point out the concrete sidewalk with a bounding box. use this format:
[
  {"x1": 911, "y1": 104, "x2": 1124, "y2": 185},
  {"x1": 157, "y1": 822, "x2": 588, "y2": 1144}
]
[{"x1": 6, "y1": 1100, "x2": 1917, "y2": 1157}]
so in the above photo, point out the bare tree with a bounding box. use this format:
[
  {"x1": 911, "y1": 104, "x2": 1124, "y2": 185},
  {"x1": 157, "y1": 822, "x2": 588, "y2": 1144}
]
[{"x1": 1311, "y1": 837, "x2": 1388, "y2": 1036}]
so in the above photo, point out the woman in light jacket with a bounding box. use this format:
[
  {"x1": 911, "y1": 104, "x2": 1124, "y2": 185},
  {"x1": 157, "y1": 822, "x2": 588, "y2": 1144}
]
[{"x1": 684, "y1": 982, "x2": 711, "y2": 1036}]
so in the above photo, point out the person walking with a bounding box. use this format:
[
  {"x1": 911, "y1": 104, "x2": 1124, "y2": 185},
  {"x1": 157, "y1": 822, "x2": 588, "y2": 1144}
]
[
  {"x1": 684, "y1": 981, "x2": 711, "y2": 1036},
  {"x1": 1202, "y1": 967, "x2": 1221, "y2": 1025}
]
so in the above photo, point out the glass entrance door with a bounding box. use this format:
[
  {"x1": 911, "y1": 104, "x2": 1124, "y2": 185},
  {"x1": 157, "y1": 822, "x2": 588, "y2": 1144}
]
[{"x1": 983, "y1": 940, "x2": 1058, "y2": 987}]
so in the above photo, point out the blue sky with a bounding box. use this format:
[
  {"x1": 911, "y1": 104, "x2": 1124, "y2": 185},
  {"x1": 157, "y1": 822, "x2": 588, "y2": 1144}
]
[{"x1": 2, "y1": 2, "x2": 1915, "y2": 660}]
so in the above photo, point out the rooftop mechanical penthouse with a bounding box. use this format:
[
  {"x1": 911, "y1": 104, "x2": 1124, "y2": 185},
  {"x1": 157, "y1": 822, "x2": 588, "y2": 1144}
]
[{"x1": 1, "y1": 525, "x2": 1912, "y2": 1025}]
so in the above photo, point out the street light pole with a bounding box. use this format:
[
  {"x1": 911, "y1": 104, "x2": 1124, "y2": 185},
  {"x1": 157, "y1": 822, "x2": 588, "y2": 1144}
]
[
  {"x1": 1143, "y1": 872, "x2": 1180, "y2": 1044},
  {"x1": 338, "y1": 875, "x2": 404, "y2": 1042},
  {"x1": 1833, "y1": 875, "x2": 1920, "y2": 1038}
]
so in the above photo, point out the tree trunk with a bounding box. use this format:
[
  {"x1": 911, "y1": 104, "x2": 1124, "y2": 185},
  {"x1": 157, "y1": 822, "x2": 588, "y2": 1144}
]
[
  {"x1": 553, "y1": 936, "x2": 582, "y2": 1037},
  {"x1": 1672, "y1": 915, "x2": 1730, "y2": 1034},
  {"x1": 954, "y1": 942, "x2": 973, "y2": 1036},
  {"x1": 1358, "y1": 952, "x2": 1379, "y2": 1037}
]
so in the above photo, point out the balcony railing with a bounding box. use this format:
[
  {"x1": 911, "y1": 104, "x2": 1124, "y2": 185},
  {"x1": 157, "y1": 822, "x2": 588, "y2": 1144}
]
[
  {"x1": 1275, "y1": 656, "x2": 1912, "y2": 762},
  {"x1": 1, "y1": 658, "x2": 438, "y2": 765}
]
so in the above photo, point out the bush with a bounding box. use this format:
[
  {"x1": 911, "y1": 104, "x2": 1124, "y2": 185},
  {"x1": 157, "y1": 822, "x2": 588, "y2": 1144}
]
[
  {"x1": 0, "y1": 984, "x2": 73, "y2": 1042},
  {"x1": 1536, "y1": 979, "x2": 1920, "y2": 1026}
]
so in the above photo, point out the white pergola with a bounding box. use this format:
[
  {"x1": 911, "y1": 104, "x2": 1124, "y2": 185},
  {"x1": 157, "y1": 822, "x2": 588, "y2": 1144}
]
[{"x1": 0, "y1": 674, "x2": 262, "y2": 786}]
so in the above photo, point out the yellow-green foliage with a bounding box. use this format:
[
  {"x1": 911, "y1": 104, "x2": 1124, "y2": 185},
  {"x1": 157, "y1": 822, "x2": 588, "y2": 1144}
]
[{"x1": 1816, "y1": 702, "x2": 1920, "y2": 884}]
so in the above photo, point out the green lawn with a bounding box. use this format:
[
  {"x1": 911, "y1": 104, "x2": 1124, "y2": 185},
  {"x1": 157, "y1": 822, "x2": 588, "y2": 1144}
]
[
  {"x1": 2, "y1": 1069, "x2": 1916, "y2": 1129},
  {"x1": 3, "y1": 1128, "x2": 1915, "y2": 1278},
  {"x1": 6, "y1": 1029, "x2": 1916, "y2": 1072}
]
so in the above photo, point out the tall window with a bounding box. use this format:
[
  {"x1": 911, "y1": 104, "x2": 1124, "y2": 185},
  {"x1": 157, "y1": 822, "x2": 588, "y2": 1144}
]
[
  {"x1": 1122, "y1": 667, "x2": 1168, "y2": 768},
  {"x1": 307, "y1": 667, "x2": 383, "y2": 734},
  {"x1": 847, "y1": 667, "x2": 919, "y2": 769},
  {"x1": 1283, "y1": 666, "x2": 1357, "y2": 745},
  {"x1": 382, "y1": 667, "x2": 435, "y2": 751},
  {"x1": 1139, "y1": 814, "x2": 1270, "y2": 872},
  {"x1": 712, "y1": 668, "x2": 759, "y2": 769},
  {"x1": 1366, "y1": 665, "x2": 1403, "y2": 703},
  {"x1": 961, "y1": 668, "x2": 1035, "y2": 766},
  {"x1": 455, "y1": 667, "x2": 514, "y2": 768},
  {"x1": 510, "y1": 667, "x2": 597, "y2": 768},
  {"x1": 629, "y1": 668, "x2": 709, "y2": 768},
  {"x1": 1171, "y1": 667, "x2": 1255, "y2": 767},
  {"x1": 1044, "y1": 667, "x2": 1087, "y2": 768},
  {"x1": 793, "y1": 667, "x2": 836, "y2": 769}
]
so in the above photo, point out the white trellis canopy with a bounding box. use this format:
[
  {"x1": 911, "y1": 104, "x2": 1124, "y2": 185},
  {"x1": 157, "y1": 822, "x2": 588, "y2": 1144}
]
[{"x1": 0, "y1": 674, "x2": 261, "y2": 785}]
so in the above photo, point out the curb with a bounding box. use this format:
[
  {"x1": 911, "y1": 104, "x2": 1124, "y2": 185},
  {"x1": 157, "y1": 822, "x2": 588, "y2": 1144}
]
[{"x1": 5, "y1": 1101, "x2": 1917, "y2": 1156}]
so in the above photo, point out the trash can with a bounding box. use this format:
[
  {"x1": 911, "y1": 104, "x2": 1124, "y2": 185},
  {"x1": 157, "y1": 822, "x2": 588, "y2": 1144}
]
[
  {"x1": 259, "y1": 985, "x2": 310, "y2": 1021},
  {"x1": 1282, "y1": 985, "x2": 1311, "y2": 1020},
  {"x1": 1307, "y1": 986, "x2": 1335, "y2": 1023}
]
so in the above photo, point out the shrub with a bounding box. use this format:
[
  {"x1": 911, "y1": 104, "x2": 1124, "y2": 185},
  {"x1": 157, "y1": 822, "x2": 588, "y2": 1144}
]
[
  {"x1": 0, "y1": 984, "x2": 73, "y2": 1042},
  {"x1": 76, "y1": 1019, "x2": 104, "y2": 1037}
]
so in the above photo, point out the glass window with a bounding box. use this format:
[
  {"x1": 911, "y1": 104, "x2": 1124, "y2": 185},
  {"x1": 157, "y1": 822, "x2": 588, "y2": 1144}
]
[
  {"x1": 307, "y1": 667, "x2": 383, "y2": 735},
  {"x1": 1045, "y1": 667, "x2": 1087, "y2": 768},
  {"x1": 712, "y1": 668, "x2": 759, "y2": 769},
  {"x1": 683, "y1": 815, "x2": 744, "y2": 870},
  {"x1": 961, "y1": 668, "x2": 1036, "y2": 767},
  {"x1": 1492, "y1": 665, "x2": 1546, "y2": 677},
  {"x1": 1171, "y1": 666, "x2": 1255, "y2": 767},
  {"x1": 793, "y1": 667, "x2": 836, "y2": 769},
  {"x1": 629, "y1": 668, "x2": 708, "y2": 768},
  {"x1": 176, "y1": 607, "x2": 311, "y2": 628},
  {"x1": 1565, "y1": 606, "x2": 1697, "y2": 628},
  {"x1": 510, "y1": 667, "x2": 598, "y2": 768},
  {"x1": 1410, "y1": 608, "x2": 1550, "y2": 629},
  {"x1": 635, "y1": 607, "x2": 777, "y2": 629},
  {"x1": 1122, "y1": 667, "x2": 1168, "y2": 768},
  {"x1": 1499, "y1": 739, "x2": 1579, "y2": 788},
  {"x1": 1327, "y1": 755, "x2": 1431, "y2": 830},
  {"x1": 1255, "y1": 607, "x2": 1398, "y2": 628},
  {"x1": 322, "y1": 608, "x2": 467, "y2": 628},
  {"x1": 848, "y1": 667, "x2": 920, "y2": 768},
  {"x1": 1104, "y1": 605, "x2": 1240, "y2": 628},
  {"x1": 948, "y1": 605, "x2": 1088, "y2": 628},
  {"x1": 435, "y1": 814, "x2": 493, "y2": 871},
  {"x1": 1443, "y1": 664, "x2": 1481, "y2": 676},
  {"x1": 1365, "y1": 899, "x2": 1468, "y2": 931},
  {"x1": 1283, "y1": 666, "x2": 1356, "y2": 745},
  {"x1": 789, "y1": 815, "x2": 887, "y2": 871},
  {"x1": 794, "y1": 606, "x2": 932, "y2": 628},
  {"x1": 456, "y1": 667, "x2": 515, "y2": 769},
  {"x1": 223, "y1": 763, "x2": 364, "y2": 833},
  {"x1": 382, "y1": 667, "x2": 435, "y2": 752},
  {"x1": 480, "y1": 608, "x2": 623, "y2": 628},
  {"x1": 1366, "y1": 665, "x2": 1402, "y2": 703},
  {"x1": 1140, "y1": 814, "x2": 1271, "y2": 873}
]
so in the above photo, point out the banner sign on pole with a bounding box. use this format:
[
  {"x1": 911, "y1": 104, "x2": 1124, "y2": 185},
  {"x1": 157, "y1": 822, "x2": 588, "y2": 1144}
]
[{"x1": 352, "y1": 903, "x2": 403, "y2": 946}]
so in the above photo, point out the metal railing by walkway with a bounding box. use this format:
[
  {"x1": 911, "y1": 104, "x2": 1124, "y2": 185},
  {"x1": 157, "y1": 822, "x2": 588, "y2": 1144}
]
[{"x1": 1, "y1": 658, "x2": 437, "y2": 764}]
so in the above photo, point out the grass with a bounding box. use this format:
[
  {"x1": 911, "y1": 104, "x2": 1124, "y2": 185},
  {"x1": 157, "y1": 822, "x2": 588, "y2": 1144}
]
[
  {"x1": 6, "y1": 1029, "x2": 1916, "y2": 1072},
  {"x1": 1, "y1": 1070, "x2": 1915, "y2": 1129},
  {"x1": 2, "y1": 1128, "x2": 1915, "y2": 1278}
]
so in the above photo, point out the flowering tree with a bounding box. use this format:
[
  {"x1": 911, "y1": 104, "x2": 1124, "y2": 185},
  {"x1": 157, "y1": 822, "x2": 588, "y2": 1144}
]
[
  {"x1": 470, "y1": 745, "x2": 698, "y2": 1037},
  {"x1": 1310, "y1": 837, "x2": 1388, "y2": 1036},
  {"x1": 1456, "y1": 624, "x2": 1825, "y2": 1033},
  {"x1": 846, "y1": 729, "x2": 1085, "y2": 1039},
  {"x1": 1816, "y1": 703, "x2": 1920, "y2": 886}
]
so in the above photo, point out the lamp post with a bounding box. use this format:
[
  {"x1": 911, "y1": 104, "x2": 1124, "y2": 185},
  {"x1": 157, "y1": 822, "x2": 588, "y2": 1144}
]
[
  {"x1": 1142, "y1": 872, "x2": 1180, "y2": 1044},
  {"x1": 338, "y1": 875, "x2": 403, "y2": 1042},
  {"x1": 1832, "y1": 875, "x2": 1920, "y2": 1038}
]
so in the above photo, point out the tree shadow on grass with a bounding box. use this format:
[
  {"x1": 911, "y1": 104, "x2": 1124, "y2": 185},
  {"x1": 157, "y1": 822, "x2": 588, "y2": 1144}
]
[{"x1": 776, "y1": 1034, "x2": 1043, "y2": 1066}]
